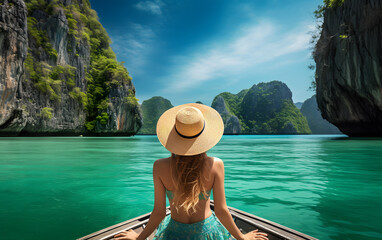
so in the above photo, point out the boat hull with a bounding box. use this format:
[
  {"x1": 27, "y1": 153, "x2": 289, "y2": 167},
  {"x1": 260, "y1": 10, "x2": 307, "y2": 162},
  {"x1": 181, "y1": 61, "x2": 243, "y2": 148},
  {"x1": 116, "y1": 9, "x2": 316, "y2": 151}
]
[{"x1": 78, "y1": 201, "x2": 318, "y2": 240}]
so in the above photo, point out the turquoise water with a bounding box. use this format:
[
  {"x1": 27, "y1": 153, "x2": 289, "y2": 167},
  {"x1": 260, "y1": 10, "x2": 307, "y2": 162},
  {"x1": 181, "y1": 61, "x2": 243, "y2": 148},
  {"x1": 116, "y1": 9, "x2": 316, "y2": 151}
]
[{"x1": 0, "y1": 135, "x2": 381, "y2": 240}]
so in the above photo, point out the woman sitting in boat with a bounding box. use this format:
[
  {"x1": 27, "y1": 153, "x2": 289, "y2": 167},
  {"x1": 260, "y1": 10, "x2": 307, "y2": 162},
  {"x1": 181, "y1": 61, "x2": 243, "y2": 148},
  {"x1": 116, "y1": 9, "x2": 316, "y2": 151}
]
[{"x1": 114, "y1": 103, "x2": 268, "y2": 240}]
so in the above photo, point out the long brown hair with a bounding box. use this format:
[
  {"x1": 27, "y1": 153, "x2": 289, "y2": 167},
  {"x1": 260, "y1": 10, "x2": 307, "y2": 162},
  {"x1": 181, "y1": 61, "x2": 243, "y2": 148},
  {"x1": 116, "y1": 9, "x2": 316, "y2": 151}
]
[{"x1": 170, "y1": 152, "x2": 208, "y2": 215}]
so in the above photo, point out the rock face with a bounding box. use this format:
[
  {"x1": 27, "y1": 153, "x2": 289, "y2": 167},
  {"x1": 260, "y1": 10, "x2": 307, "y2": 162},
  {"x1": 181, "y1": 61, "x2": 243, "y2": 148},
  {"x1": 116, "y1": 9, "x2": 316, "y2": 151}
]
[
  {"x1": 211, "y1": 96, "x2": 241, "y2": 134},
  {"x1": 0, "y1": 0, "x2": 28, "y2": 135},
  {"x1": 212, "y1": 81, "x2": 311, "y2": 134},
  {"x1": 315, "y1": 0, "x2": 382, "y2": 136},
  {"x1": 240, "y1": 81, "x2": 310, "y2": 134},
  {"x1": 241, "y1": 81, "x2": 292, "y2": 124},
  {"x1": 300, "y1": 95, "x2": 342, "y2": 134},
  {"x1": 0, "y1": 0, "x2": 142, "y2": 136},
  {"x1": 224, "y1": 115, "x2": 241, "y2": 134},
  {"x1": 138, "y1": 96, "x2": 173, "y2": 134}
]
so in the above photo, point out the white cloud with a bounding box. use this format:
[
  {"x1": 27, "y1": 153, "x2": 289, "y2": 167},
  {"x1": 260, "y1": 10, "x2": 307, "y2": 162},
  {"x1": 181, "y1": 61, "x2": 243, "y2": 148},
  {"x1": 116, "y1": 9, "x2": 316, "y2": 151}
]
[
  {"x1": 161, "y1": 20, "x2": 311, "y2": 93},
  {"x1": 110, "y1": 23, "x2": 155, "y2": 74},
  {"x1": 135, "y1": 0, "x2": 163, "y2": 15}
]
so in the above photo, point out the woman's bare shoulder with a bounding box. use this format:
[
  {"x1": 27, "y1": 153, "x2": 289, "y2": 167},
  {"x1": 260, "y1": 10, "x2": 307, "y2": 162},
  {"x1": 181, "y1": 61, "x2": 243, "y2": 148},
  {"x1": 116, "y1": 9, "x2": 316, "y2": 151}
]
[
  {"x1": 212, "y1": 156, "x2": 223, "y2": 162},
  {"x1": 153, "y1": 157, "x2": 171, "y2": 171},
  {"x1": 210, "y1": 156, "x2": 224, "y2": 172}
]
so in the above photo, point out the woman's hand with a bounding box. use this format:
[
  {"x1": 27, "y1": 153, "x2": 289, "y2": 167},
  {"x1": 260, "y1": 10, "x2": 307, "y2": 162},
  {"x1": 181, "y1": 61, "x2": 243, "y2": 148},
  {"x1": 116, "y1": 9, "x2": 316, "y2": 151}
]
[
  {"x1": 113, "y1": 229, "x2": 139, "y2": 240},
  {"x1": 243, "y1": 229, "x2": 268, "y2": 240}
]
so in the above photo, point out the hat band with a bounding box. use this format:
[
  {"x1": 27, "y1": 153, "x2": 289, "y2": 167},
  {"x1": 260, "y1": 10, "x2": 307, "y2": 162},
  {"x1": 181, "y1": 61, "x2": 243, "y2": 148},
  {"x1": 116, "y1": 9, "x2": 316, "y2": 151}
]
[{"x1": 175, "y1": 121, "x2": 205, "y2": 139}]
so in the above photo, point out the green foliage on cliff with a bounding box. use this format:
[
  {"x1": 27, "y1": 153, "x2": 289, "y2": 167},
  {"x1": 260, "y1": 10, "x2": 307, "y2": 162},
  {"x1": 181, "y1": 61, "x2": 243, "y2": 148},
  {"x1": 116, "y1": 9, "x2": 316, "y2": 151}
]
[
  {"x1": 69, "y1": 87, "x2": 88, "y2": 108},
  {"x1": 85, "y1": 55, "x2": 133, "y2": 130},
  {"x1": 25, "y1": 53, "x2": 61, "y2": 102},
  {"x1": 213, "y1": 90, "x2": 248, "y2": 117},
  {"x1": 266, "y1": 100, "x2": 311, "y2": 134},
  {"x1": 325, "y1": 0, "x2": 344, "y2": 8},
  {"x1": 25, "y1": 53, "x2": 80, "y2": 103},
  {"x1": 39, "y1": 107, "x2": 53, "y2": 120},
  {"x1": 27, "y1": 16, "x2": 57, "y2": 59},
  {"x1": 96, "y1": 112, "x2": 109, "y2": 125},
  {"x1": 125, "y1": 89, "x2": 139, "y2": 108},
  {"x1": 50, "y1": 65, "x2": 77, "y2": 88},
  {"x1": 139, "y1": 96, "x2": 174, "y2": 134},
  {"x1": 314, "y1": 0, "x2": 345, "y2": 21}
]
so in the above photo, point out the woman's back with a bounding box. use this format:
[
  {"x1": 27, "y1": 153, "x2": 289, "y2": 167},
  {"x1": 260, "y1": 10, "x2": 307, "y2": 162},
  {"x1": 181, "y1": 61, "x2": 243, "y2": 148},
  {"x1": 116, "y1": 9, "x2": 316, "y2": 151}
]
[
  {"x1": 156, "y1": 155, "x2": 217, "y2": 224},
  {"x1": 114, "y1": 104, "x2": 268, "y2": 240}
]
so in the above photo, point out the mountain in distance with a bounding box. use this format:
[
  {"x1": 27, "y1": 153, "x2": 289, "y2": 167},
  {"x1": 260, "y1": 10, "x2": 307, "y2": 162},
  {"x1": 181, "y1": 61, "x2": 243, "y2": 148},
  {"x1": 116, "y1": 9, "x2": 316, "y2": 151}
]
[
  {"x1": 211, "y1": 89, "x2": 248, "y2": 134},
  {"x1": 300, "y1": 95, "x2": 342, "y2": 134},
  {"x1": 294, "y1": 102, "x2": 303, "y2": 109},
  {"x1": 212, "y1": 81, "x2": 311, "y2": 134},
  {"x1": 138, "y1": 96, "x2": 173, "y2": 134}
]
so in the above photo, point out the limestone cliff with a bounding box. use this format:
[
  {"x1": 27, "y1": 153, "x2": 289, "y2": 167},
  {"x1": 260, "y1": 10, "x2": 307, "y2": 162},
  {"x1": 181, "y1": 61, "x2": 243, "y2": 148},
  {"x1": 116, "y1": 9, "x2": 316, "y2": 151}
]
[
  {"x1": 0, "y1": 0, "x2": 28, "y2": 134},
  {"x1": 0, "y1": 0, "x2": 142, "y2": 136},
  {"x1": 300, "y1": 95, "x2": 342, "y2": 134},
  {"x1": 211, "y1": 95, "x2": 242, "y2": 134},
  {"x1": 240, "y1": 81, "x2": 311, "y2": 134},
  {"x1": 314, "y1": 0, "x2": 382, "y2": 136}
]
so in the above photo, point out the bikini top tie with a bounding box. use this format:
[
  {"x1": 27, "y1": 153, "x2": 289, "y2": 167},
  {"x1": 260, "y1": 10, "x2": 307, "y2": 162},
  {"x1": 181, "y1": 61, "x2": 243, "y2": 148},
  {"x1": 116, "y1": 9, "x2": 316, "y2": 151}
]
[{"x1": 165, "y1": 189, "x2": 212, "y2": 200}]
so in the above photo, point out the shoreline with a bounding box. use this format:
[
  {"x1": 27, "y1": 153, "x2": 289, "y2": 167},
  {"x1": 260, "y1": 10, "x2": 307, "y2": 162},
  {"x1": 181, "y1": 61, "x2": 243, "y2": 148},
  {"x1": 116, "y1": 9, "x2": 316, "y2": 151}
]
[{"x1": 0, "y1": 133, "x2": 349, "y2": 137}]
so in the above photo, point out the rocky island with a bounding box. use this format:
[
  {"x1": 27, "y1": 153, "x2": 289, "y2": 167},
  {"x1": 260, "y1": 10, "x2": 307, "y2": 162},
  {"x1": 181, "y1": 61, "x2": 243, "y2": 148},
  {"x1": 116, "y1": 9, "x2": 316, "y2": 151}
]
[
  {"x1": 0, "y1": 0, "x2": 142, "y2": 136},
  {"x1": 211, "y1": 81, "x2": 311, "y2": 134},
  {"x1": 138, "y1": 96, "x2": 173, "y2": 134},
  {"x1": 314, "y1": 0, "x2": 382, "y2": 136}
]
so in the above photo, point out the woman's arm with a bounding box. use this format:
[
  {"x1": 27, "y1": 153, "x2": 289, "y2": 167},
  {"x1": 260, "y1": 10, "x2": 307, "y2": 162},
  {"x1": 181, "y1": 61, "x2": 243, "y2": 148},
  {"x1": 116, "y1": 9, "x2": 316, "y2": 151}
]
[
  {"x1": 213, "y1": 158, "x2": 268, "y2": 240},
  {"x1": 213, "y1": 158, "x2": 246, "y2": 240},
  {"x1": 114, "y1": 160, "x2": 166, "y2": 240}
]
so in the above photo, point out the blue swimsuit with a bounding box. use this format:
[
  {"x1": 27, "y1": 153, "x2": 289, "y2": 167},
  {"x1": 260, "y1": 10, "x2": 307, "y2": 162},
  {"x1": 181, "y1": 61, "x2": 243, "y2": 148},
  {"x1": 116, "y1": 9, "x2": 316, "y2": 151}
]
[
  {"x1": 153, "y1": 189, "x2": 233, "y2": 240},
  {"x1": 165, "y1": 189, "x2": 211, "y2": 200}
]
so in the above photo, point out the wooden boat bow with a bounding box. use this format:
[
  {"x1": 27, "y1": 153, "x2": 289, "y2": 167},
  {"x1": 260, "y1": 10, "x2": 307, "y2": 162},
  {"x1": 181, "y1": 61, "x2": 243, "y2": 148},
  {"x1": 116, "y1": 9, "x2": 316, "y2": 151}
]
[{"x1": 77, "y1": 200, "x2": 318, "y2": 240}]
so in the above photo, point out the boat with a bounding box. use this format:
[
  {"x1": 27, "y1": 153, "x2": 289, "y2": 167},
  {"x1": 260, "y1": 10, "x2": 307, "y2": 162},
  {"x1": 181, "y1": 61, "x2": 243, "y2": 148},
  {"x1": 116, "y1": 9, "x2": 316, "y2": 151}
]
[{"x1": 78, "y1": 200, "x2": 318, "y2": 240}]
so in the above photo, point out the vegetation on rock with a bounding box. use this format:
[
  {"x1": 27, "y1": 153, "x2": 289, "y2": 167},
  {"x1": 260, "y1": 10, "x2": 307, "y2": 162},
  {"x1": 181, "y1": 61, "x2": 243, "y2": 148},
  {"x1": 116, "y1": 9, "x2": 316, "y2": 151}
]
[
  {"x1": 139, "y1": 96, "x2": 173, "y2": 134},
  {"x1": 212, "y1": 81, "x2": 311, "y2": 134},
  {"x1": 24, "y1": 0, "x2": 138, "y2": 133},
  {"x1": 39, "y1": 107, "x2": 53, "y2": 120},
  {"x1": 24, "y1": 53, "x2": 77, "y2": 102}
]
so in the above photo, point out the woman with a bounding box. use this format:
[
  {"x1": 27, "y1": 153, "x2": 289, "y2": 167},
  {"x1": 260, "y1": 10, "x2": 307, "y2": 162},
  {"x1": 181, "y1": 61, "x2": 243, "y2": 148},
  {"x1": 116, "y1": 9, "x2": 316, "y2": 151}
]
[{"x1": 114, "y1": 103, "x2": 268, "y2": 240}]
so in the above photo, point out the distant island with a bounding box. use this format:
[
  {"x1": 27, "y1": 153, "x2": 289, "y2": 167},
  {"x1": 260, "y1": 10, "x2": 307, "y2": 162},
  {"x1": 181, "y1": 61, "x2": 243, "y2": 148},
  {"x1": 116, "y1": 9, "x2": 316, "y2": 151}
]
[
  {"x1": 137, "y1": 81, "x2": 342, "y2": 135},
  {"x1": 211, "y1": 81, "x2": 312, "y2": 134},
  {"x1": 300, "y1": 95, "x2": 341, "y2": 134},
  {"x1": 138, "y1": 96, "x2": 173, "y2": 134}
]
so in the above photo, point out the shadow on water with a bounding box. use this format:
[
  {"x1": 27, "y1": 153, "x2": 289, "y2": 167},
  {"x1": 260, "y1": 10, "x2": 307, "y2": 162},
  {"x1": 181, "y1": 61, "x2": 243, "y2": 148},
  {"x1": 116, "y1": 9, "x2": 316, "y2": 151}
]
[
  {"x1": 311, "y1": 138, "x2": 382, "y2": 240},
  {"x1": 328, "y1": 136, "x2": 382, "y2": 141}
]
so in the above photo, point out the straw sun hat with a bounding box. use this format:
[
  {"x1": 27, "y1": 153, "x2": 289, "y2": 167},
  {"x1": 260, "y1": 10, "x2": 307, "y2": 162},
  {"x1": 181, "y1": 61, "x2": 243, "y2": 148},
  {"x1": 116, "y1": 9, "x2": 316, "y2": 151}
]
[{"x1": 156, "y1": 103, "x2": 224, "y2": 156}]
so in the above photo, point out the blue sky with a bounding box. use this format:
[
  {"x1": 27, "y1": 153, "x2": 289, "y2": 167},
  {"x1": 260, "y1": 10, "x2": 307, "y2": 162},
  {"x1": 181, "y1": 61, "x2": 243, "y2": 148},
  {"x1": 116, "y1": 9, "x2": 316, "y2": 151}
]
[{"x1": 90, "y1": 0, "x2": 322, "y2": 106}]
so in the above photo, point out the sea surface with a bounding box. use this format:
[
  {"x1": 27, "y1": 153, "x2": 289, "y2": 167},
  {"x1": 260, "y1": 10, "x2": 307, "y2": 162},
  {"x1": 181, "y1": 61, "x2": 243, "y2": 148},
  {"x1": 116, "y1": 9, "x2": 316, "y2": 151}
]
[{"x1": 0, "y1": 135, "x2": 381, "y2": 240}]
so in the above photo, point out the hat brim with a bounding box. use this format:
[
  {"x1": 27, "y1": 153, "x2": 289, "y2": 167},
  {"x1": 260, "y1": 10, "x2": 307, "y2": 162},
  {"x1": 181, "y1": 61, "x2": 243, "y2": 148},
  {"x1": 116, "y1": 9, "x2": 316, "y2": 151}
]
[{"x1": 156, "y1": 103, "x2": 224, "y2": 156}]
